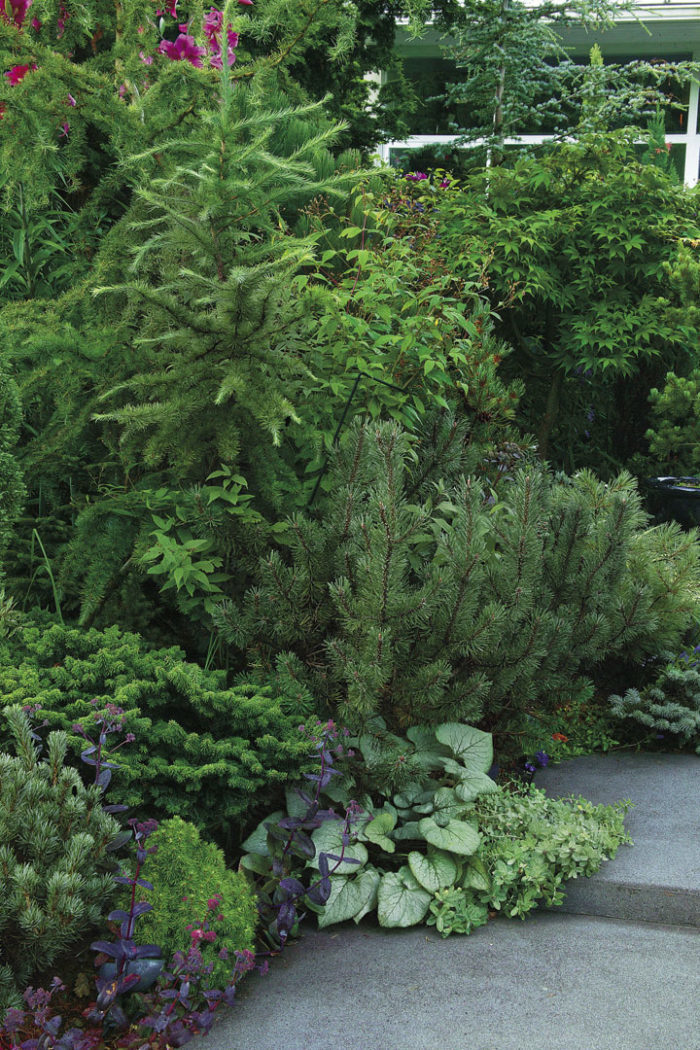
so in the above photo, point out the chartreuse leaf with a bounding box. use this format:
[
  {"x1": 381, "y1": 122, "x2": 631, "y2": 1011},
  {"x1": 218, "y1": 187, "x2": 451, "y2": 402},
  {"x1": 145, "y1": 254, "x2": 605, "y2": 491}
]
[
  {"x1": 360, "y1": 810, "x2": 397, "y2": 853},
  {"x1": 454, "y1": 771, "x2": 499, "y2": 804},
  {"x1": 310, "y1": 822, "x2": 368, "y2": 874},
  {"x1": 377, "y1": 867, "x2": 431, "y2": 928},
  {"x1": 435, "y1": 724, "x2": 493, "y2": 773},
  {"x1": 317, "y1": 869, "x2": 381, "y2": 928},
  {"x1": 408, "y1": 848, "x2": 458, "y2": 893},
  {"x1": 418, "y1": 817, "x2": 481, "y2": 856}
]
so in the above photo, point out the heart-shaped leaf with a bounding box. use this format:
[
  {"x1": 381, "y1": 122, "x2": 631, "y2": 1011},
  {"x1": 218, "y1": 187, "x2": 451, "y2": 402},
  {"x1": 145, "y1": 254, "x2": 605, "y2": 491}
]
[
  {"x1": 462, "y1": 857, "x2": 491, "y2": 893},
  {"x1": 317, "y1": 870, "x2": 381, "y2": 928},
  {"x1": 418, "y1": 817, "x2": 481, "y2": 856},
  {"x1": 310, "y1": 822, "x2": 368, "y2": 874},
  {"x1": 360, "y1": 811, "x2": 396, "y2": 853},
  {"x1": 240, "y1": 811, "x2": 284, "y2": 856},
  {"x1": 408, "y1": 848, "x2": 458, "y2": 893},
  {"x1": 435, "y1": 724, "x2": 493, "y2": 773},
  {"x1": 454, "y1": 771, "x2": 499, "y2": 803},
  {"x1": 392, "y1": 820, "x2": 423, "y2": 842},
  {"x1": 377, "y1": 868, "x2": 431, "y2": 928},
  {"x1": 432, "y1": 786, "x2": 469, "y2": 822}
]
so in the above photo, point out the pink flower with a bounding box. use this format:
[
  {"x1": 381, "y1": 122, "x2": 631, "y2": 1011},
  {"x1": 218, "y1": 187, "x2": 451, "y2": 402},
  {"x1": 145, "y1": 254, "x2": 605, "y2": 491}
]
[
  {"x1": 59, "y1": 121, "x2": 69, "y2": 137},
  {"x1": 139, "y1": 50, "x2": 153, "y2": 65},
  {"x1": 5, "y1": 63, "x2": 35, "y2": 85},
  {"x1": 67, "y1": 92, "x2": 76, "y2": 106},
  {"x1": 31, "y1": 16, "x2": 40, "y2": 29},
  {"x1": 57, "y1": 2, "x2": 68, "y2": 37},
  {"x1": 203, "y1": 8, "x2": 238, "y2": 68},
  {"x1": 202, "y1": 930, "x2": 217, "y2": 942},
  {"x1": 1, "y1": 0, "x2": 32, "y2": 28},
  {"x1": 157, "y1": 33, "x2": 206, "y2": 67},
  {"x1": 238, "y1": 0, "x2": 253, "y2": 5}
]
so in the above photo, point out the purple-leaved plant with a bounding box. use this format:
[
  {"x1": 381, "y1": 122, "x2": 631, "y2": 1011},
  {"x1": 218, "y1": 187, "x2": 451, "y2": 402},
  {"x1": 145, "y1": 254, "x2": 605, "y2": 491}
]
[{"x1": 254, "y1": 719, "x2": 364, "y2": 950}]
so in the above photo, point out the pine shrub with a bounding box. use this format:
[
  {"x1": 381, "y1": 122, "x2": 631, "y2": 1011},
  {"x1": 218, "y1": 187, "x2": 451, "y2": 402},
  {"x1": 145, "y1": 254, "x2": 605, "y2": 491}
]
[
  {"x1": 218, "y1": 417, "x2": 700, "y2": 735},
  {"x1": 131, "y1": 817, "x2": 257, "y2": 989},
  {"x1": 0, "y1": 706, "x2": 120, "y2": 1014},
  {"x1": 0, "y1": 618, "x2": 313, "y2": 848}
]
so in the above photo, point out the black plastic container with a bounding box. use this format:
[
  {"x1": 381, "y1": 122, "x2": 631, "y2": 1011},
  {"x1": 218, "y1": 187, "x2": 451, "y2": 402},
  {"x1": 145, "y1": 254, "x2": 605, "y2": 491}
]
[{"x1": 644, "y1": 476, "x2": 700, "y2": 528}]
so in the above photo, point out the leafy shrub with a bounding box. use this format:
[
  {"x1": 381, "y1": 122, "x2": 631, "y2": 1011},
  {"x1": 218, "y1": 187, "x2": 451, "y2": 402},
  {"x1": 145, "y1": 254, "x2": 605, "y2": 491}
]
[
  {"x1": 242, "y1": 720, "x2": 630, "y2": 936},
  {"x1": 222, "y1": 417, "x2": 700, "y2": 736},
  {"x1": 0, "y1": 705, "x2": 120, "y2": 1014},
  {"x1": 129, "y1": 817, "x2": 257, "y2": 990},
  {"x1": 0, "y1": 617, "x2": 312, "y2": 847},
  {"x1": 609, "y1": 655, "x2": 700, "y2": 753}
]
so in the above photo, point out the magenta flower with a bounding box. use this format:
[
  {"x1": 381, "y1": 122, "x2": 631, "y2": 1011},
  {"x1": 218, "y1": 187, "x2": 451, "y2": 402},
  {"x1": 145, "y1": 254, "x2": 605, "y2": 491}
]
[
  {"x1": 157, "y1": 33, "x2": 206, "y2": 67},
  {"x1": 203, "y1": 8, "x2": 238, "y2": 68},
  {"x1": 5, "y1": 63, "x2": 34, "y2": 85},
  {"x1": 1, "y1": 0, "x2": 32, "y2": 27},
  {"x1": 57, "y1": 2, "x2": 68, "y2": 37},
  {"x1": 67, "y1": 92, "x2": 76, "y2": 106}
]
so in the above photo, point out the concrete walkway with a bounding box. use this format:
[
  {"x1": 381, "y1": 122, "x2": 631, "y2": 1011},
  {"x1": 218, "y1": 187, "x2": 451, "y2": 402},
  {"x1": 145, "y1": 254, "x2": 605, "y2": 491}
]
[{"x1": 198, "y1": 753, "x2": 699, "y2": 1050}]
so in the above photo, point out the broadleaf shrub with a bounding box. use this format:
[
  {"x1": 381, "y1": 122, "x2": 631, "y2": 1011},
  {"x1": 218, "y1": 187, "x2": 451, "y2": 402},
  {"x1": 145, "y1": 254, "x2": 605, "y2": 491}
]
[
  {"x1": 0, "y1": 617, "x2": 312, "y2": 847},
  {"x1": 0, "y1": 705, "x2": 120, "y2": 1014}
]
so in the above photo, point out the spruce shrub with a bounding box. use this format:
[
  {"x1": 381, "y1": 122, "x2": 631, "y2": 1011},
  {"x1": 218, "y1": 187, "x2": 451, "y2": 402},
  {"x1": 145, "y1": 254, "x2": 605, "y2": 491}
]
[
  {"x1": 220, "y1": 417, "x2": 700, "y2": 736},
  {"x1": 609, "y1": 655, "x2": 700, "y2": 752},
  {"x1": 0, "y1": 706, "x2": 120, "y2": 1014},
  {"x1": 0, "y1": 618, "x2": 312, "y2": 847},
  {"x1": 130, "y1": 817, "x2": 257, "y2": 990}
]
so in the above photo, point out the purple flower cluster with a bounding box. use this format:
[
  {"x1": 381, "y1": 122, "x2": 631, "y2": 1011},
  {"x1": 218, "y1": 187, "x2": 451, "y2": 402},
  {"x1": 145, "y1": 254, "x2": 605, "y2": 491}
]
[{"x1": 524, "y1": 750, "x2": 549, "y2": 776}]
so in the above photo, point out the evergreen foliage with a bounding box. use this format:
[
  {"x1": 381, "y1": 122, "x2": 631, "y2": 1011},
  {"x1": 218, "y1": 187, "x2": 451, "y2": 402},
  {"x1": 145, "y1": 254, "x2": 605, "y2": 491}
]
[
  {"x1": 609, "y1": 658, "x2": 700, "y2": 752},
  {"x1": 94, "y1": 79, "x2": 355, "y2": 487},
  {"x1": 219, "y1": 417, "x2": 700, "y2": 735},
  {"x1": 0, "y1": 617, "x2": 313, "y2": 846},
  {"x1": 645, "y1": 369, "x2": 700, "y2": 475},
  {"x1": 131, "y1": 817, "x2": 257, "y2": 989},
  {"x1": 0, "y1": 705, "x2": 120, "y2": 1013}
]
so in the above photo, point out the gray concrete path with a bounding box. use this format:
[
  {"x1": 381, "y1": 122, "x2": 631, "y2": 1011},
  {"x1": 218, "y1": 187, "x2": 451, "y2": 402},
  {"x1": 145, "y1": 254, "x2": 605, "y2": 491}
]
[
  {"x1": 197, "y1": 753, "x2": 699, "y2": 1050},
  {"x1": 535, "y1": 752, "x2": 699, "y2": 926}
]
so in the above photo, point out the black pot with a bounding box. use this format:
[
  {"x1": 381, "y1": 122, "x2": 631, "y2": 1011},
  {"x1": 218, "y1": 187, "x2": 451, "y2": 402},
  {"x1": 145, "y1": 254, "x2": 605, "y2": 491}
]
[{"x1": 644, "y1": 476, "x2": 700, "y2": 528}]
